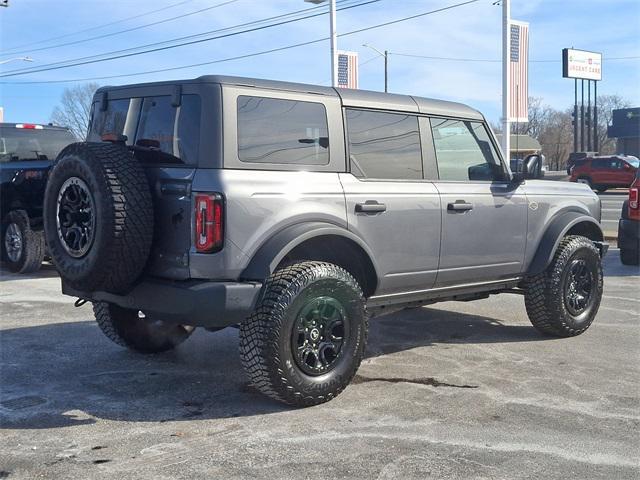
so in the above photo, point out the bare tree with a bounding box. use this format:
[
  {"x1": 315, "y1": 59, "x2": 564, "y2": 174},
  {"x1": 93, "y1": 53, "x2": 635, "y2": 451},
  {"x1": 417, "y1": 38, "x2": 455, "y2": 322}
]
[
  {"x1": 538, "y1": 109, "x2": 573, "y2": 171},
  {"x1": 50, "y1": 82, "x2": 99, "y2": 140}
]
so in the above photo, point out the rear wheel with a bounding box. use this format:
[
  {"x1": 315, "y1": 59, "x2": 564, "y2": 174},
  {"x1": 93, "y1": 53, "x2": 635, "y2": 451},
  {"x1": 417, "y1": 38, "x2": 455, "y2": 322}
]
[
  {"x1": 93, "y1": 302, "x2": 194, "y2": 354},
  {"x1": 620, "y1": 246, "x2": 639, "y2": 266},
  {"x1": 2, "y1": 210, "x2": 45, "y2": 273},
  {"x1": 239, "y1": 261, "x2": 368, "y2": 407},
  {"x1": 595, "y1": 186, "x2": 607, "y2": 193},
  {"x1": 524, "y1": 235, "x2": 603, "y2": 337}
]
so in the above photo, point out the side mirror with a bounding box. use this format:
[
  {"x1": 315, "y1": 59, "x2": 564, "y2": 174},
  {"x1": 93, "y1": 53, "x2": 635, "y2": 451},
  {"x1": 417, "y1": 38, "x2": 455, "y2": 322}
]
[{"x1": 523, "y1": 154, "x2": 543, "y2": 179}]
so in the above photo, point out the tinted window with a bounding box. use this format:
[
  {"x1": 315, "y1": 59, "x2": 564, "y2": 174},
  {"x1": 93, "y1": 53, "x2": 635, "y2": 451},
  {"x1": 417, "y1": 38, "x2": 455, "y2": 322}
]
[
  {"x1": 0, "y1": 127, "x2": 75, "y2": 162},
  {"x1": 88, "y1": 95, "x2": 201, "y2": 165},
  {"x1": 87, "y1": 98, "x2": 132, "y2": 141},
  {"x1": 431, "y1": 118, "x2": 503, "y2": 181},
  {"x1": 237, "y1": 96, "x2": 329, "y2": 165},
  {"x1": 346, "y1": 109, "x2": 422, "y2": 180}
]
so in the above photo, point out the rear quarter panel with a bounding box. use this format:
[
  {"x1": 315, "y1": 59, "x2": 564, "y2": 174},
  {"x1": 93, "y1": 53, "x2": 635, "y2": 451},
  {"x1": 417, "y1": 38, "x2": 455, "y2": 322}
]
[
  {"x1": 522, "y1": 180, "x2": 601, "y2": 268},
  {"x1": 190, "y1": 169, "x2": 348, "y2": 280}
]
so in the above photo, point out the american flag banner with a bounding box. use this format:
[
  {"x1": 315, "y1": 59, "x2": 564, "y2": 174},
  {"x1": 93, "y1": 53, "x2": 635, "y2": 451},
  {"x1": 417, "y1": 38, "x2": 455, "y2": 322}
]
[
  {"x1": 337, "y1": 50, "x2": 359, "y2": 89},
  {"x1": 509, "y1": 20, "x2": 529, "y2": 122}
]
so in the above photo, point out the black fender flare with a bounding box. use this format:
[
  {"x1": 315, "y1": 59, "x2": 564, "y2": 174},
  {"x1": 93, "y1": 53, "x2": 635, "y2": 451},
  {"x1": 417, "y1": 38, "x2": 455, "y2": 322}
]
[
  {"x1": 527, "y1": 211, "x2": 604, "y2": 275},
  {"x1": 240, "y1": 222, "x2": 379, "y2": 282}
]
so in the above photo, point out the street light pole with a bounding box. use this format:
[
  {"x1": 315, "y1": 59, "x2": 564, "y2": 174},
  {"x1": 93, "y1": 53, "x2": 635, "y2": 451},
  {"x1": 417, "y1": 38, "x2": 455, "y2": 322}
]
[
  {"x1": 306, "y1": 0, "x2": 338, "y2": 87},
  {"x1": 501, "y1": 0, "x2": 510, "y2": 162},
  {"x1": 0, "y1": 56, "x2": 33, "y2": 66},
  {"x1": 362, "y1": 44, "x2": 388, "y2": 92}
]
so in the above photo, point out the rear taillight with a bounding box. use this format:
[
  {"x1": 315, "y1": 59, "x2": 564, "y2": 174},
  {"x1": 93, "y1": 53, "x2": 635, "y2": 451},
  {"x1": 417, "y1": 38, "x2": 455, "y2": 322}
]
[
  {"x1": 16, "y1": 123, "x2": 43, "y2": 129},
  {"x1": 629, "y1": 187, "x2": 639, "y2": 210},
  {"x1": 195, "y1": 193, "x2": 223, "y2": 253}
]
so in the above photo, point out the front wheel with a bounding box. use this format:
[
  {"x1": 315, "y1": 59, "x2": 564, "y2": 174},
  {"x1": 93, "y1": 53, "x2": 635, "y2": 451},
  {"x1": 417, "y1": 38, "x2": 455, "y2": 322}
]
[
  {"x1": 93, "y1": 302, "x2": 194, "y2": 353},
  {"x1": 524, "y1": 235, "x2": 603, "y2": 337},
  {"x1": 239, "y1": 261, "x2": 368, "y2": 407},
  {"x1": 2, "y1": 210, "x2": 45, "y2": 274}
]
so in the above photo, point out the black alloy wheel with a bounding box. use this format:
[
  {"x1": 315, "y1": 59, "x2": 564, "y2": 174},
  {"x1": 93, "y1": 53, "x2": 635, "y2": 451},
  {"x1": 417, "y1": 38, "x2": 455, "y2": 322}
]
[
  {"x1": 563, "y1": 258, "x2": 594, "y2": 316},
  {"x1": 56, "y1": 176, "x2": 95, "y2": 258},
  {"x1": 291, "y1": 296, "x2": 349, "y2": 376}
]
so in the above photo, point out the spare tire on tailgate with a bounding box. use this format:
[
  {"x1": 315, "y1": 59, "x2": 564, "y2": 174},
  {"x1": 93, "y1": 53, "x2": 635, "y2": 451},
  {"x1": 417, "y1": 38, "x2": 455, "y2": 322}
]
[{"x1": 44, "y1": 142, "x2": 154, "y2": 293}]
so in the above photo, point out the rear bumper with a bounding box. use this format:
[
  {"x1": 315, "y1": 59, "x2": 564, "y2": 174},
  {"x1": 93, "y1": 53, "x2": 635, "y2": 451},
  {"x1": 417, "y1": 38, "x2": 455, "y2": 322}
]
[
  {"x1": 63, "y1": 279, "x2": 263, "y2": 328},
  {"x1": 618, "y1": 218, "x2": 640, "y2": 249}
]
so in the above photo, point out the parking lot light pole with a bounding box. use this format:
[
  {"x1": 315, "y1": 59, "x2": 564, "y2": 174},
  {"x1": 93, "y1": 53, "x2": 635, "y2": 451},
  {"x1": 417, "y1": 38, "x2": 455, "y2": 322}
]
[
  {"x1": 362, "y1": 44, "x2": 388, "y2": 92},
  {"x1": 305, "y1": 0, "x2": 338, "y2": 87}
]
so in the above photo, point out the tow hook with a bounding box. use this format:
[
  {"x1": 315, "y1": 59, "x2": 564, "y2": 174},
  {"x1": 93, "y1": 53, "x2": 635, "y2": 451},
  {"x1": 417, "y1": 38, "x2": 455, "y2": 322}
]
[{"x1": 74, "y1": 298, "x2": 88, "y2": 308}]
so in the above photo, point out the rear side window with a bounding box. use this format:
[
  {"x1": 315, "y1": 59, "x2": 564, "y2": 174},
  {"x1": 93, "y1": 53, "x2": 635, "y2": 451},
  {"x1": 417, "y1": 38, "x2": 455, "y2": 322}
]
[
  {"x1": 237, "y1": 96, "x2": 329, "y2": 165},
  {"x1": 431, "y1": 118, "x2": 503, "y2": 181},
  {"x1": 346, "y1": 109, "x2": 422, "y2": 180}
]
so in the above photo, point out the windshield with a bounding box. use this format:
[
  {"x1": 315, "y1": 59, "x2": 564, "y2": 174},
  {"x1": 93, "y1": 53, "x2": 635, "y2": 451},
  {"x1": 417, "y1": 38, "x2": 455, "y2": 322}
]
[
  {"x1": 625, "y1": 156, "x2": 639, "y2": 169},
  {"x1": 0, "y1": 127, "x2": 76, "y2": 162}
]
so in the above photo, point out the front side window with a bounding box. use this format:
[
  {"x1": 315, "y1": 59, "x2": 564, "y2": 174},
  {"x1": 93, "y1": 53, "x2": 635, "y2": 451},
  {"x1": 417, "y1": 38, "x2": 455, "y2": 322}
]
[
  {"x1": 346, "y1": 109, "x2": 422, "y2": 180},
  {"x1": 237, "y1": 96, "x2": 329, "y2": 165},
  {"x1": 431, "y1": 118, "x2": 504, "y2": 181}
]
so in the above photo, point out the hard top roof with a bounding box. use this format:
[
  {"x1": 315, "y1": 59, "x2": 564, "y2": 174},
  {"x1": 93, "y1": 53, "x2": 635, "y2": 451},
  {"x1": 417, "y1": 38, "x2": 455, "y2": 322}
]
[{"x1": 96, "y1": 74, "x2": 484, "y2": 120}]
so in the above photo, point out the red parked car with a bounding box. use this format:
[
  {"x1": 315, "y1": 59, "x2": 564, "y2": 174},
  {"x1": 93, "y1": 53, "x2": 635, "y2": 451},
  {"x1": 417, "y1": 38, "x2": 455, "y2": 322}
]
[
  {"x1": 570, "y1": 155, "x2": 639, "y2": 192},
  {"x1": 618, "y1": 168, "x2": 640, "y2": 265}
]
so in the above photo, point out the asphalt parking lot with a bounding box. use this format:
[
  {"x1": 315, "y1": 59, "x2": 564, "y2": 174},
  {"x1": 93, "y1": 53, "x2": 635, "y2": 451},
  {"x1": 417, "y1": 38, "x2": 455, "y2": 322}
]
[{"x1": 1, "y1": 253, "x2": 638, "y2": 480}]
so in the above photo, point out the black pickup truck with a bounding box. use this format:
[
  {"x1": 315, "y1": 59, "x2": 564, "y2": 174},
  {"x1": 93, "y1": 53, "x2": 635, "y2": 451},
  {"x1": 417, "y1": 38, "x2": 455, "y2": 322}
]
[{"x1": 1, "y1": 123, "x2": 75, "y2": 273}]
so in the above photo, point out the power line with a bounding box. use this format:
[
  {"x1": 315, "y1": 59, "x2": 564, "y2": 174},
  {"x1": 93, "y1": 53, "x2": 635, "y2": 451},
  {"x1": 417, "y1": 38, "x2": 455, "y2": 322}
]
[
  {"x1": 390, "y1": 52, "x2": 640, "y2": 63},
  {"x1": 1, "y1": 0, "x2": 486, "y2": 85},
  {"x1": 0, "y1": 0, "x2": 198, "y2": 54},
  {"x1": 1, "y1": 0, "x2": 343, "y2": 72},
  {"x1": 0, "y1": 0, "x2": 240, "y2": 57},
  {"x1": 0, "y1": 0, "x2": 377, "y2": 77}
]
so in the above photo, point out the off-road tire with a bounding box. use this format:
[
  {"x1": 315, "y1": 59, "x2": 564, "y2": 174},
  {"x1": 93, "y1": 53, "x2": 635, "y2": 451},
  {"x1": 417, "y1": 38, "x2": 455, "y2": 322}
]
[
  {"x1": 239, "y1": 261, "x2": 368, "y2": 407},
  {"x1": 93, "y1": 302, "x2": 194, "y2": 354},
  {"x1": 620, "y1": 247, "x2": 639, "y2": 266},
  {"x1": 524, "y1": 235, "x2": 603, "y2": 337},
  {"x1": 2, "y1": 210, "x2": 45, "y2": 273},
  {"x1": 43, "y1": 142, "x2": 153, "y2": 293}
]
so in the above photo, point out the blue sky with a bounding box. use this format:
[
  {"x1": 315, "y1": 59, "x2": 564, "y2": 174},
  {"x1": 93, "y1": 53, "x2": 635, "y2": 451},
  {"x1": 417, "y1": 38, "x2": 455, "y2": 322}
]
[{"x1": 0, "y1": 0, "x2": 638, "y2": 125}]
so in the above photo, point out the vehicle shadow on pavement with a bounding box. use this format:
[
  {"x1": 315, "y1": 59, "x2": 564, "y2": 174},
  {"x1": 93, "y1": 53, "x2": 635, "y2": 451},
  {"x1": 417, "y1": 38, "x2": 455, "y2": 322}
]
[
  {"x1": 0, "y1": 263, "x2": 59, "y2": 281},
  {"x1": 0, "y1": 306, "x2": 548, "y2": 430}
]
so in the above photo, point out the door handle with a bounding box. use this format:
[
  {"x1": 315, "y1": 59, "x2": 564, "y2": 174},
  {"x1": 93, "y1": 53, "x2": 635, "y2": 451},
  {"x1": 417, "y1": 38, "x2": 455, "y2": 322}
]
[
  {"x1": 355, "y1": 201, "x2": 387, "y2": 214},
  {"x1": 447, "y1": 201, "x2": 474, "y2": 212}
]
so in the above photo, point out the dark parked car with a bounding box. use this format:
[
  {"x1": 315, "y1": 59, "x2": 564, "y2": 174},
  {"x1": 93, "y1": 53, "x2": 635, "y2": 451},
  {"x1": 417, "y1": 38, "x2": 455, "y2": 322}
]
[
  {"x1": 570, "y1": 155, "x2": 639, "y2": 192},
  {"x1": 618, "y1": 169, "x2": 640, "y2": 265},
  {"x1": 42, "y1": 76, "x2": 607, "y2": 407},
  {"x1": 1, "y1": 123, "x2": 75, "y2": 272}
]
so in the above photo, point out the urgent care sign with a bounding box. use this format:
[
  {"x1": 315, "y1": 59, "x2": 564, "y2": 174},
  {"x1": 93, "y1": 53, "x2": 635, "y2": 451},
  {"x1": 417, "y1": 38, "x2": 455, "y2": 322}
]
[{"x1": 562, "y1": 48, "x2": 602, "y2": 81}]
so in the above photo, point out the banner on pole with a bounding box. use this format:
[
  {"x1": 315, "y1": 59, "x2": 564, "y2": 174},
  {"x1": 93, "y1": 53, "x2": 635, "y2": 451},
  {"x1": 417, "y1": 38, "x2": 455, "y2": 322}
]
[
  {"x1": 509, "y1": 20, "x2": 529, "y2": 122},
  {"x1": 337, "y1": 50, "x2": 358, "y2": 89}
]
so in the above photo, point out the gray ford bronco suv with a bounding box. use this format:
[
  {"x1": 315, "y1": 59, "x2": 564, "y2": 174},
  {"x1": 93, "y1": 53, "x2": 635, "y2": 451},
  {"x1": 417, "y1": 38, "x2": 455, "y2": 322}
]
[{"x1": 43, "y1": 76, "x2": 607, "y2": 407}]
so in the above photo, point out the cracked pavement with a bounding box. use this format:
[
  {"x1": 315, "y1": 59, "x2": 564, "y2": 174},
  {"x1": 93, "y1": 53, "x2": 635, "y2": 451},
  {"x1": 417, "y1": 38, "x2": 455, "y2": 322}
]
[{"x1": 0, "y1": 251, "x2": 638, "y2": 479}]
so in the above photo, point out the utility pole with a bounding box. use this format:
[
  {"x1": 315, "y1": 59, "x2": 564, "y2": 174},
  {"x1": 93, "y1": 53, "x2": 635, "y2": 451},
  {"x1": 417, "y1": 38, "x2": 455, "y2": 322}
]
[
  {"x1": 501, "y1": 0, "x2": 511, "y2": 160},
  {"x1": 362, "y1": 44, "x2": 388, "y2": 92}
]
